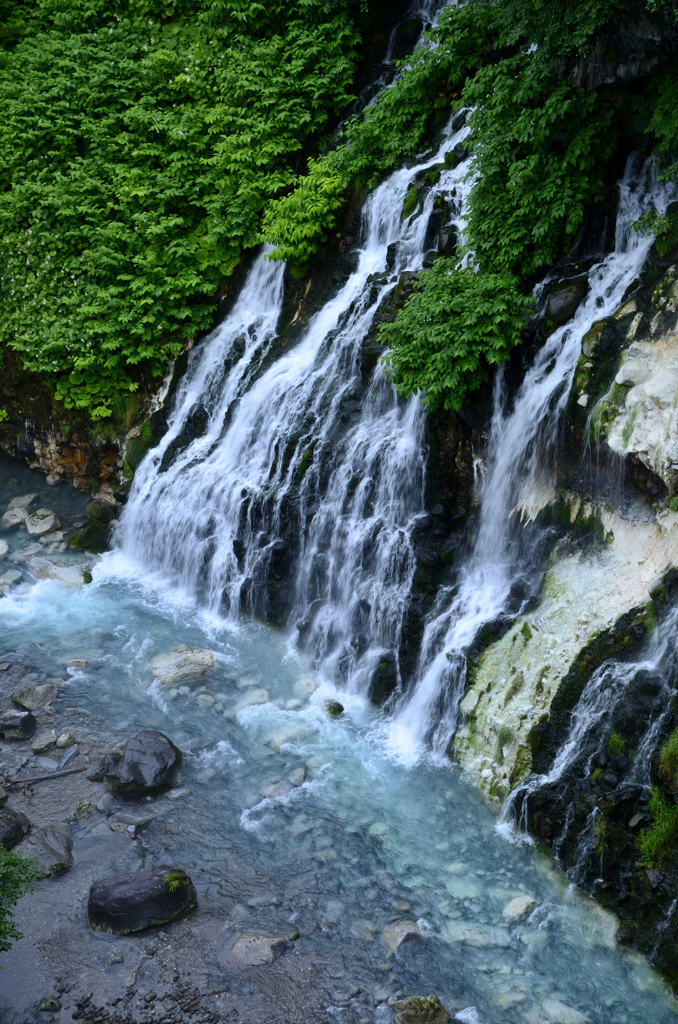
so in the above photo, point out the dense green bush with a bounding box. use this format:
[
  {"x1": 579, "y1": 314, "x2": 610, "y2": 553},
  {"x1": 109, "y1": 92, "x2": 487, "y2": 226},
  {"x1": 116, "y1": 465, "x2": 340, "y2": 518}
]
[
  {"x1": 0, "y1": 0, "x2": 364, "y2": 416},
  {"x1": 381, "y1": 263, "x2": 533, "y2": 411},
  {"x1": 0, "y1": 845, "x2": 40, "y2": 958}
]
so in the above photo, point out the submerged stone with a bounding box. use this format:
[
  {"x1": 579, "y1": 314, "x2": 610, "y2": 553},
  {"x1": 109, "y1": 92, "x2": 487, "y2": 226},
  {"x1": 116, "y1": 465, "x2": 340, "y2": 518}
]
[
  {"x1": 1, "y1": 507, "x2": 29, "y2": 530},
  {"x1": 18, "y1": 822, "x2": 74, "y2": 877},
  {"x1": 103, "y1": 730, "x2": 182, "y2": 796},
  {"x1": 11, "y1": 682, "x2": 57, "y2": 710},
  {"x1": 88, "y1": 867, "x2": 197, "y2": 934},
  {"x1": 542, "y1": 998, "x2": 591, "y2": 1024},
  {"x1": 382, "y1": 920, "x2": 421, "y2": 956},
  {"x1": 151, "y1": 644, "x2": 215, "y2": 686},
  {"x1": 503, "y1": 895, "x2": 539, "y2": 922},
  {"x1": 218, "y1": 931, "x2": 287, "y2": 969}
]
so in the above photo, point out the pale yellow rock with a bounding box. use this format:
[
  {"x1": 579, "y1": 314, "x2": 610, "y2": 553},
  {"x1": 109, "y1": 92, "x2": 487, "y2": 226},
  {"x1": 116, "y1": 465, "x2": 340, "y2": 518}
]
[
  {"x1": 382, "y1": 920, "x2": 421, "y2": 956},
  {"x1": 503, "y1": 895, "x2": 539, "y2": 922}
]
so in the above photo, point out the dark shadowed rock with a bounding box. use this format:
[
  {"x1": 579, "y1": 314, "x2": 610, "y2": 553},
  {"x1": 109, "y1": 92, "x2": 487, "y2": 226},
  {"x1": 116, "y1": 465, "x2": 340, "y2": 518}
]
[
  {"x1": 103, "y1": 730, "x2": 182, "y2": 796},
  {"x1": 18, "y1": 823, "x2": 73, "y2": 877},
  {"x1": 546, "y1": 282, "x2": 587, "y2": 324},
  {"x1": 324, "y1": 699, "x2": 344, "y2": 717},
  {"x1": 85, "y1": 747, "x2": 123, "y2": 782},
  {"x1": 88, "y1": 867, "x2": 197, "y2": 934},
  {"x1": 0, "y1": 807, "x2": 31, "y2": 849},
  {"x1": 0, "y1": 709, "x2": 37, "y2": 740}
]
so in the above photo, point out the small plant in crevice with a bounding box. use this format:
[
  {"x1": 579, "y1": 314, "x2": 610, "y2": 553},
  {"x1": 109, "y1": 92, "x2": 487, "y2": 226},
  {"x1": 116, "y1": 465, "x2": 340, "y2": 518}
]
[{"x1": 608, "y1": 732, "x2": 626, "y2": 757}]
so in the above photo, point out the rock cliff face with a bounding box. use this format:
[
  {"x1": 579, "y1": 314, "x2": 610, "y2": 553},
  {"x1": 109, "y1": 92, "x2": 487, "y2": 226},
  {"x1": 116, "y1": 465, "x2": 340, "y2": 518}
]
[{"x1": 0, "y1": 349, "x2": 173, "y2": 497}]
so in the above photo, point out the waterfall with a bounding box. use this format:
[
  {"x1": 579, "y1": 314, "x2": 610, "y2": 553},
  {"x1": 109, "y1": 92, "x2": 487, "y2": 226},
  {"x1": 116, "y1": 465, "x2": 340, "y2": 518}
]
[
  {"x1": 388, "y1": 155, "x2": 678, "y2": 762},
  {"x1": 119, "y1": 107, "x2": 472, "y2": 693}
]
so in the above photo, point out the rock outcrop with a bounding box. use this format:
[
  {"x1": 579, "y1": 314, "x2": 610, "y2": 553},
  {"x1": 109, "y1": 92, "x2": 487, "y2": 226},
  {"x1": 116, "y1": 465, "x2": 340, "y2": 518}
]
[{"x1": 88, "y1": 867, "x2": 197, "y2": 934}]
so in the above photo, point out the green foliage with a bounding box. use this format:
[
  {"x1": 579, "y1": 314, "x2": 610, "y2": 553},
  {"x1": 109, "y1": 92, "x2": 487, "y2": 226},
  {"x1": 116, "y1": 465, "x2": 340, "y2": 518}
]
[
  {"x1": 264, "y1": 1, "x2": 502, "y2": 264},
  {"x1": 608, "y1": 732, "x2": 625, "y2": 756},
  {"x1": 669, "y1": 496, "x2": 678, "y2": 512},
  {"x1": 638, "y1": 786, "x2": 678, "y2": 867},
  {"x1": 163, "y1": 869, "x2": 188, "y2": 893},
  {"x1": 0, "y1": 845, "x2": 40, "y2": 958},
  {"x1": 0, "y1": 0, "x2": 363, "y2": 416},
  {"x1": 659, "y1": 728, "x2": 678, "y2": 787},
  {"x1": 463, "y1": 53, "x2": 616, "y2": 279},
  {"x1": 497, "y1": 0, "x2": 626, "y2": 55},
  {"x1": 381, "y1": 263, "x2": 534, "y2": 412},
  {"x1": 0, "y1": 409, "x2": 8, "y2": 422}
]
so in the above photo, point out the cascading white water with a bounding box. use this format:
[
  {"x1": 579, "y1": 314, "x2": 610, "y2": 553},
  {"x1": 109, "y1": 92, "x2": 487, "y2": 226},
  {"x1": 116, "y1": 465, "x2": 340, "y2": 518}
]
[
  {"x1": 388, "y1": 155, "x2": 678, "y2": 762},
  {"x1": 500, "y1": 603, "x2": 678, "y2": 841},
  {"x1": 119, "y1": 109, "x2": 471, "y2": 692}
]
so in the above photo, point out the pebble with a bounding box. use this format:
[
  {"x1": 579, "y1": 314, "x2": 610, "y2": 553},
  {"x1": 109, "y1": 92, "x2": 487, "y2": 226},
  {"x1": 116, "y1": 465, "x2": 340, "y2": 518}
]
[
  {"x1": 56, "y1": 731, "x2": 76, "y2": 748},
  {"x1": 503, "y1": 896, "x2": 540, "y2": 923}
]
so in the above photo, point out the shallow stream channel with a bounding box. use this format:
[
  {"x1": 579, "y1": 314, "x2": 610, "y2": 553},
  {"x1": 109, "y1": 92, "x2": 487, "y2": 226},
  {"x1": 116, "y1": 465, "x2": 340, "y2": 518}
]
[{"x1": 0, "y1": 457, "x2": 676, "y2": 1024}]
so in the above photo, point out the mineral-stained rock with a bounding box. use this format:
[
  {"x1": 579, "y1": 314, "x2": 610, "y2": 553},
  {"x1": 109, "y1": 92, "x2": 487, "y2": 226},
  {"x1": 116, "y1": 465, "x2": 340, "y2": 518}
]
[
  {"x1": 0, "y1": 807, "x2": 31, "y2": 849},
  {"x1": 393, "y1": 995, "x2": 449, "y2": 1024},
  {"x1": 28, "y1": 556, "x2": 91, "y2": 585},
  {"x1": 218, "y1": 931, "x2": 287, "y2": 969},
  {"x1": 0, "y1": 709, "x2": 37, "y2": 740},
  {"x1": 151, "y1": 645, "x2": 215, "y2": 687},
  {"x1": 88, "y1": 867, "x2": 197, "y2": 934},
  {"x1": 25, "y1": 508, "x2": 60, "y2": 536},
  {"x1": 18, "y1": 822, "x2": 74, "y2": 877},
  {"x1": 103, "y1": 730, "x2": 182, "y2": 796}
]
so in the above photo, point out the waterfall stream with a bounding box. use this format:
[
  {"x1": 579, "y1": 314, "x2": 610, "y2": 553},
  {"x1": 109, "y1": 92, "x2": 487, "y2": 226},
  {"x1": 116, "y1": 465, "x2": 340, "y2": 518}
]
[
  {"x1": 4, "y1": 8, "x2": 678, "y2": 1022},
  {"x1": 388, "y1": 155, "x2": 678, "y2": 762}
]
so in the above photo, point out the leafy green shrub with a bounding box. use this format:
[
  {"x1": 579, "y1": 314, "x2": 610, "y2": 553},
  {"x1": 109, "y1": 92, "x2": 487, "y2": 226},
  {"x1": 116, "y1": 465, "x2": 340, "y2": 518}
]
[
  {"x1": 0, "y1": 0, "x2": 363, "y2": 417},
  {"x1": 381, "y1": 263, "x2": 534, "y2": 412},
  {"x1": 264, "y1": 1, "x2": 502, "y2": 264},
  {"x1": 0, "y1": 846, "x2": 40, "y2": 959},
  {"x1": 462, "y1": 53, "x2": 616, "y2": 280}
]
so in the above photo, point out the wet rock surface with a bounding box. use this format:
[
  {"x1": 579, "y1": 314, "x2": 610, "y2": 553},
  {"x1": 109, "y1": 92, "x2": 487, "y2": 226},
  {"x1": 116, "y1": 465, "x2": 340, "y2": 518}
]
[
  {"x1": 18, "y1": 822, "x2": 74, "y2": 877},
  {"x1": 89, "y1": 867, "x2": 197, "y2": 934},
  {"x1": 103, "y1": 731, "x2": 182, "y2": 797}
]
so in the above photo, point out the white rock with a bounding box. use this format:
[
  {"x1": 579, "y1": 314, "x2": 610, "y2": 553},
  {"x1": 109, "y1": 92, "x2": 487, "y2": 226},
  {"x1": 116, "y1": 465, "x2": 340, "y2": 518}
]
[
  {"x1": 643, "y1": 367, "x2": 678, "y2": 407},
  {"x1": 576, "y1": 394, "x2": 589, "y2": 407},
  {"x1": 542, "y1": 997, "x2": 591, "y2": 1024},
  {"x1": 0, "y1": 540, "x2": 7, "y2": 559},
  {"x1": 151, "y1": 644, "x2": 215, "y2": 686},
  {"x1": 502, "y1": 895, "x2": 539, "y2": 922},
  {"x1": 56, "y1": 732, "x2": 76, "y2": 748},
  {"x1": 28, "y1": 557, "x2": 91, "y2": 585},
  {"x1": 615, "y1": 359, "x2": 649, "y2": 386},
  {"x1": 226, "y1": 688, "x2": 270, "y2": 718},
  {"x1": 25, "y1": 508, "x2": 60, "y2": 536},
  {"x1": 1, "y1": 507, "x2": 29, "y2": 530}
]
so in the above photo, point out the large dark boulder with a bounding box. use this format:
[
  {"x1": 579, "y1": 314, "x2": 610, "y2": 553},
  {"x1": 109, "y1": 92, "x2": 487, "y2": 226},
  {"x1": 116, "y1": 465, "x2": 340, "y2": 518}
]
[
  {"x1": 88, "y1": 867, "x2": 197, "y2": 934},
  {"x1": 0, "y1": 709, "x2": 37, "y2": 740},
  {"x1": 103, "y1": 731, "x2": 182, "y2": 797},
  {"x1": 0, "y1": 807, "x2": 31, "y2": 849}
]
